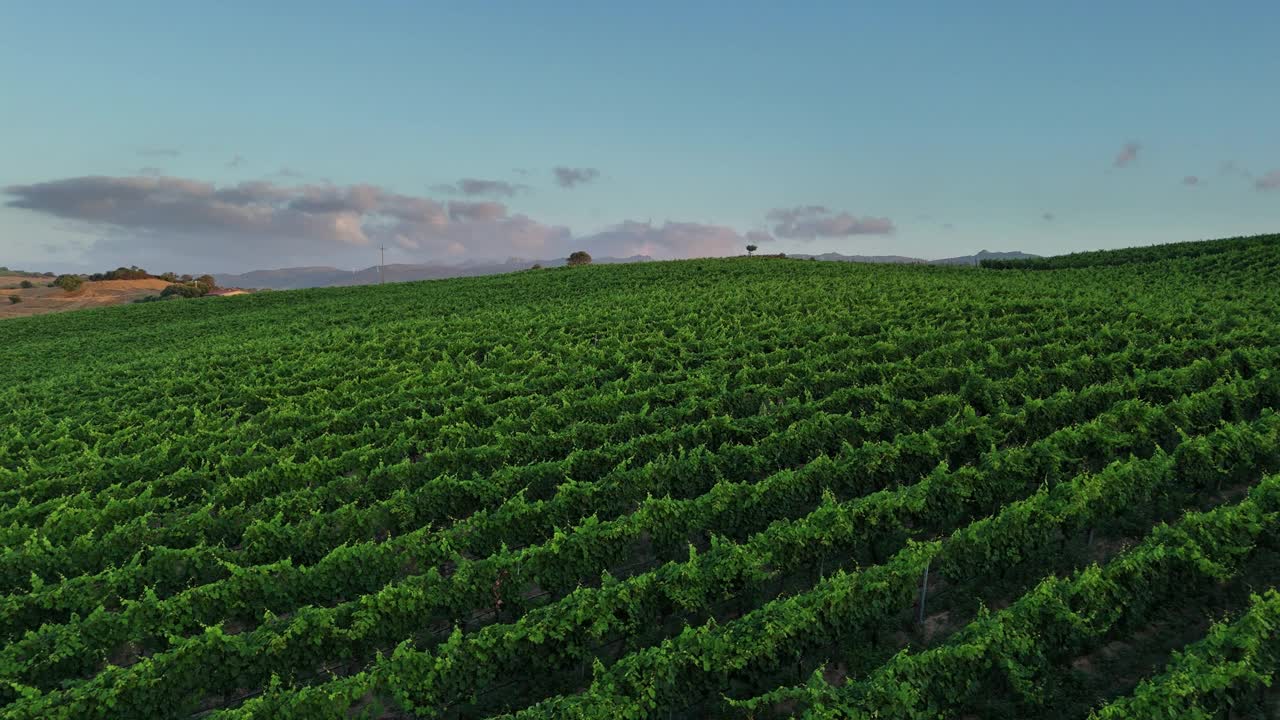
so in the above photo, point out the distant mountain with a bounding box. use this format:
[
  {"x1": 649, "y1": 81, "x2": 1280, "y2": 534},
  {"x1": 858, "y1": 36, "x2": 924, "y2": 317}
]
[
  {"x1": 929, "y1": 250, "x2": 1040, "y2": 266},
  {"x1": 786, "y1": 250, "x2": 1039, "y2": 266},
  {"x1": 212, "y1": 266, "x2": 353, "y2": 290},
  {"x1": 216, "y1": 255, "x2": 654, "y2": 290}
]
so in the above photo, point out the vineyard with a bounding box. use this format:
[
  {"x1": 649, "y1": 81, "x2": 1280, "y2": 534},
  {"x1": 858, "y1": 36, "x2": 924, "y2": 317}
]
[{"x1": 2, "y1": 233, "x2": 1280, "y2": 719}]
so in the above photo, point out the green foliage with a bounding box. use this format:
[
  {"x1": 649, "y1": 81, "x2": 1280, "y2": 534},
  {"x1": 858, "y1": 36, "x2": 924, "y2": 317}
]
[
  {"x1": 160, "y1": 280, "x2": 214, "y2": 299},
  {"x1": 52, "y1": 274, "x2": 83, "y2": 292},
  {"x1": 18, "y1": 280, "x2": 33, "y2": 289},
  {"x1": 567, "y1": 250, "x2": 592, "y2": 266},
  {"x1": 982, "y1": 232, "x2": 1279, "y2": 270},
  {"x1": 88, "y1": 266, "x2": 152, "y2": 281},
  {"x1": 1, "y1": 234, "x2": 1279, "y2": 717},
  {"x1": 6, "y1": 295, "x2": 19, "y2": 305}
]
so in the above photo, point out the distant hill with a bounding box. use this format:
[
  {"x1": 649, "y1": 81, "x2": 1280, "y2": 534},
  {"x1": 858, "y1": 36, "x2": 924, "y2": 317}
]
[
  {"x1": 930, "y1": 250, "x2": 1040, "y2": 266},
  {"x1": 786, "y1": 250, "x2": 1039, "y2": 266},
  {"x1": 216, "y1": 255, "x2": 654, "y2": 290}
]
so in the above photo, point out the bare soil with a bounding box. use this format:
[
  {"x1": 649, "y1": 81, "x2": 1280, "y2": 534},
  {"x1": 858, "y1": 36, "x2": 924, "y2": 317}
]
[{"x1": 0, "y1": 278, "x2": 172, "y2": 319}]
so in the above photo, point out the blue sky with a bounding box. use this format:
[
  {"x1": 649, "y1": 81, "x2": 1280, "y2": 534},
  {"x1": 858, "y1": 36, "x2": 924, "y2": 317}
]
[{"x1": 2, "y1": 1, "x2": 1278, "y2": 273}]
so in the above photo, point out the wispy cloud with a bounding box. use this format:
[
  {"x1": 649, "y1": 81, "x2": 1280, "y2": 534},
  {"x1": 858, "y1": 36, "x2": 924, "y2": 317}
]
[
  {"x1": 553, "y1": 166, "x2": 600, "y2": 188},
  {"x1": 1182, "y1": 175, "x2": 1200, "y2": 186},
  {"x1": 2, "y1": 175, "x2": 570, "y2": 269},
  {"x1": 275, "y1": 167, "x2": 304, "y2": 178},
  {"x1": 767, "y1": 205, "x2": 894, "y2": 239},
  {"x1": 4, "y1": 174, "x2": 842, "y2": 270},
  {"x1": 1220, "y1": 160, "x2": 1254, "y2": 180},
  {"x1": 137, "y1": 167, "x2": 163, "y2": 177},
  {"x1": 1042, "y1": 212, "x2": 1055, "y2": 221},
  {"x1": 1113, "y1": 141, "x2": 1140, "y2": 168},
  {"x1": 447, "y1": 200, "x2": 507, "y2": 222},
  {"x1": 227, "y1": 155, "x2": 246, "y2": 169},
  {"x1": 1257, "y1": 170, "x2": 1280, "y2": 191},
  {"x1": 433, "y1": 178, "x2": 527, "y2": 197},
  {"x1": 137, "y1": 147, "x2": 180, "y2": 158},
  {"x1": 578, "y1": 220, "x2": 740, "y2": 259}
]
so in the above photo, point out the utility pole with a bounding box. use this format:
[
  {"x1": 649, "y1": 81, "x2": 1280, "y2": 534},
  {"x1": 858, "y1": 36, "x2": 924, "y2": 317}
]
[{"x1": 379, "y1": 245, "x2": 386, "y2": 284}]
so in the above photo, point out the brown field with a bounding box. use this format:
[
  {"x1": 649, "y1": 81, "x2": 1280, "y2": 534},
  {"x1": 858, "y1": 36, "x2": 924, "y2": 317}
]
[{"x1": 0, "y1": 278, "x2": 173, "y2": 319}]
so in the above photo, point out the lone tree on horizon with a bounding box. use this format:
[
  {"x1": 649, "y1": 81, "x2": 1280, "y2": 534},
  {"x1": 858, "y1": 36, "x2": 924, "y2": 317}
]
[
  {"x1": 567, "y1": 251, "x2": 592, "y2": 267},
  {"x1": 746, "y1": 244, "x2": 758, "y2": 256}
]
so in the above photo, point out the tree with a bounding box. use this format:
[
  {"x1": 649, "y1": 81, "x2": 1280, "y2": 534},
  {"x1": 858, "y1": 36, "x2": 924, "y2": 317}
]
[
  {"x1": 567, "y1": 251, "x2": 592, "y2": 267},
  {"x1": 54, "y1": 274, "x2": 83, "y2": 292},
  {"x1": 158, "y1": 272, "x2": 178, "y2": 282},
  {"x1": 19, "y1": 280, "x2": 34, "y2": 289},
  {"x1": 746, "y1": 244, "x2": 758, "y2": 256},
  {"x1": 530, "y1": 263, "x2": 543, "y2": 270},
  {"x1": 161, "y1": 283, "x2": 207, "y2": 299},
  {"x1": 196, "y1": 274, "x2": 217, "y2": 289}
]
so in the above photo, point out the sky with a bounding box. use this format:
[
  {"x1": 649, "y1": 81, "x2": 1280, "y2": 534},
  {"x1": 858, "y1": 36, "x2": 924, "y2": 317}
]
[{"x1": 2, "y1": 1, "x2": 1279, "y2": 274}]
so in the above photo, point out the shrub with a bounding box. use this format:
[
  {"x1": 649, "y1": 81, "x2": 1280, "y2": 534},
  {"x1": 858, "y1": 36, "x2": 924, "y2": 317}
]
[
  {"x1": 19, "y1": 280, "x2": 34, "y2": 289},
  {"x1": 54, "y1": 275, "x2": 84, "y2": 292},
  {"x1": 161, "y1": 283, "x2": 209, "y2": 299},
  {"x1": 530, "y1": 264, "x2": 543, "y2": 270},
  {"x1": 89, "y1": 266, "x2": 152, "y2": 281},
  {"x1": 7, "y1": 295, "x2": 20, "y2": 305},
  {"x1": 567, "y1": 251, "x2": 592, "y2": 267}
]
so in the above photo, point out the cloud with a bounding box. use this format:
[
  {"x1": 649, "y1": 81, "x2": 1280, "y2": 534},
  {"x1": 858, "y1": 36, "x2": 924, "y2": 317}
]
[
  {"x1": 577, "y1": 220, "x2": 741, "y2": 259},
  {"x1": 1220, "y1": 160, "x2": 1254, "y2": 180},
  {"x1": 1042, "y1": 212, "x2": 1055, "y2": 221},
  {"x1": 275, "y1": 167, "x2": 304, "y2": 178},
  {"x1": 433, "y1": 178, "x2": 527, "y2": 197},
  {"x1": 2, "y1": 175, "x2": 572, "y2": 271},
  {"x1": 228, "y1": 155, "x2": 246, "y2": 169},
  {"x1": 1113, "y1": 141, "x2": 1140, "y2": 168},
  {"x1": 554, "y1": 166, "x2": 600, "y2": 188},
  {"x1": 1183, "y1": 175, "x2": 1200, "y2": 186},
  {"x1": 137, "y1": 147, "x2": 180, "y2": 158},
  {"x1": 766, "y1": 205, "x2": 895, "y2": 239},
  {"x1": 1257, "y1": 171, "x2": 1280, "y2": 191},
  {"x1": 942, "y1": 223, "x2": 955, "y2": 230},
  {"x1": 447, "y1": 200, "x2": 507, "y2": 222},
  {"x1": 137, "y1": 167, "x2": 163, "y2": 177},
  {"x1": 744, "y1": 230, "x2": 773, "y2": 246}
]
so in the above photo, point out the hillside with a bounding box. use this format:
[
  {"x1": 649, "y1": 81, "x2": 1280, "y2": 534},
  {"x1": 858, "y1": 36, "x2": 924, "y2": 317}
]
[
  {"x1": 214, "y1": 251, "x2": 1035, "y2": 291},
  {"x1": 1, "y1": 235, "x2": 1279, "y2": 718},
  {"x1": 0, "y1": 277, "x2": 172, "y2": 319},
  {"x1": 215, "y1": 255, "x2": 653, "y2": 290},
  {"x1": 747, "y1": 249, "x2": 1039, "y2": 266}
]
